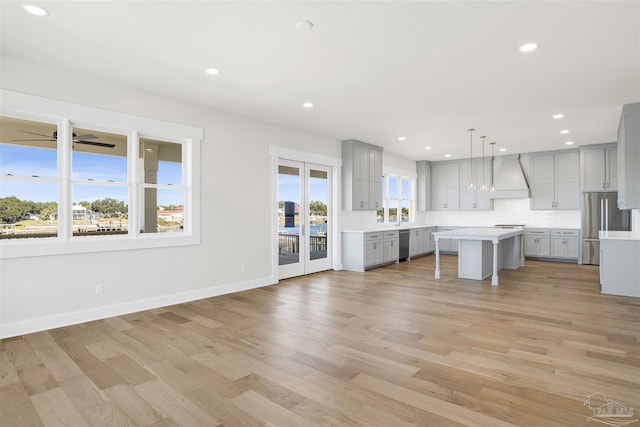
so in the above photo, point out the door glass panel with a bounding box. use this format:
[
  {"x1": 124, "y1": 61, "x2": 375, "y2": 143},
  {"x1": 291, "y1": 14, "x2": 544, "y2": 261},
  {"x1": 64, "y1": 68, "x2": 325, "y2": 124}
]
[
  {"x1": 309, "y1": 169, "x2": 328, "y2": 261},
  {"x1": 278, "y1": 165, "x2": 300, "y2": 266}
]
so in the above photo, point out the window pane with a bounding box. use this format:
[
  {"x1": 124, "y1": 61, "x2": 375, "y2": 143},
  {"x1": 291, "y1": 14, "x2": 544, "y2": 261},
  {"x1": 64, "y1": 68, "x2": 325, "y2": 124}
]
[
  {"x1": 143, "y1": 188, "x2": 184, "y2": 234},
  {"x1": 0, "y1": 116, "x2": 57, "y2": 178},
  {"x1": 401, "y1": 177, "x2": 410, "y2": 222},
  {"x1": 389, "y1": 200, "x2": 398, "y2": 222},
  {"x1": 401, "y1": 178, "x2": 410, "y2": 200},
  {"x1": 72, "y1": 127, "x2": 127, "y2": 182},
  {"x1": 401, "y1": 200, "x2": 410, "y2": 222},
  {"x1": 388, "y1": 176, "x2": 398, "y2": 199},
  {"x1": 72, "y1": 184, "x2": 128, "y2": 236},
  {"x1": 377, "y1": 177, "x2": 385, "y2": 223},
  {"x1": 0, "y1": 181, "x2": 58, "y2": 239},
  {"x1": 140, "y1": 138, "x2": 182, "y2": 185}
]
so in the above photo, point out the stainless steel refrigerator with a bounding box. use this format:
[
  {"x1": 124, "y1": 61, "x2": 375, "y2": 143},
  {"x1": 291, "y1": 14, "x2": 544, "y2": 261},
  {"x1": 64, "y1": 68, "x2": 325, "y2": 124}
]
[{"x1": 582, "y1": 192, "x2": 631, "y2": 265}]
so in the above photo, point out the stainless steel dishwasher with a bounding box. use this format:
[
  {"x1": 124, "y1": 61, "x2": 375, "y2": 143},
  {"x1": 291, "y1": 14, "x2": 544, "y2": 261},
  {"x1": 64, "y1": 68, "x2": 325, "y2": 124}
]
[{"x1": 399, "y1": 229, "x2": 410, "y2": 261}]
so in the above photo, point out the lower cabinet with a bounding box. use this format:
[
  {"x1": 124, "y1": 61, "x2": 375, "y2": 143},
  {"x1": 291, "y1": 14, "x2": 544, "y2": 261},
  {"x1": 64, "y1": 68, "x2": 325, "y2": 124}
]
[
  {"x1": 435, "y1": 227, "x2": 459, "y2": 254},
  {"x1": 342, "y1": 230, "x2": 399, "y2": 272},
  {"x1": 409, "y1": 227, "x2": 436, "y2": 259},
  {"x1": 524, "y1": 229, "x2": 551, "y2": 257},
  {"x1": 550, "y1": 230, "x2": 579, "y2": 259},
  {"x1": 524, "y1": 228, "x2": 578, "y2": 261},
  {"x1": 382, "y1": 231, "x2": 399, "y2": 264}
]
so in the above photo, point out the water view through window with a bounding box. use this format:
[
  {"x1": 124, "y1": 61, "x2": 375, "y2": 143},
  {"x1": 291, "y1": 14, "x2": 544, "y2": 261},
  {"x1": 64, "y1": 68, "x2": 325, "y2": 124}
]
[{"x1": 0, "y1": 116, "x2": 185, "y2": 239}]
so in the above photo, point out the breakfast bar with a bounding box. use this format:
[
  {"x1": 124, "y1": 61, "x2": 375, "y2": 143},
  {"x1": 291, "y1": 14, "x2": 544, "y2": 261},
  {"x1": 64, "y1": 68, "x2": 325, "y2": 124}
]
[{"x1": 433, "y1": 227, "x2": 525, "y2": 285}]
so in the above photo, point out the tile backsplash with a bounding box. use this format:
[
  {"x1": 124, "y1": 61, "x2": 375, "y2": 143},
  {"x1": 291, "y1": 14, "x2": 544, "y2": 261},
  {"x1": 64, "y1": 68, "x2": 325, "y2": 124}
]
[{"x1": 419, "y1": 198, "x2": 581, "y2": 228}]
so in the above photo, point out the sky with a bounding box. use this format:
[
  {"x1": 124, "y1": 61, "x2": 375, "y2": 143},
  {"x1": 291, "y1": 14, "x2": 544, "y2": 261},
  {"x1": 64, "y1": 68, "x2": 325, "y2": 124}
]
[{"x1": 0, "y1": 144, "x2": 183, "y2": 206}]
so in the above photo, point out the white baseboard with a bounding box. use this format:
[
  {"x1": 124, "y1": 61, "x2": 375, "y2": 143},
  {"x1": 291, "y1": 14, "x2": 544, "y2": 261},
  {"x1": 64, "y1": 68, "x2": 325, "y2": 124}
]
[{"x1": 0, "y1": 275, "x2": 277, "y2": 339}]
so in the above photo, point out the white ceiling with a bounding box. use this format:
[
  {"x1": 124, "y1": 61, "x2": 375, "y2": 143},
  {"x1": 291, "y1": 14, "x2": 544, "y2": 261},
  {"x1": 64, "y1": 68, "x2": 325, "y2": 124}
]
[{"x1": 1, "y1": 1, "x2": 639, "y2": 161}]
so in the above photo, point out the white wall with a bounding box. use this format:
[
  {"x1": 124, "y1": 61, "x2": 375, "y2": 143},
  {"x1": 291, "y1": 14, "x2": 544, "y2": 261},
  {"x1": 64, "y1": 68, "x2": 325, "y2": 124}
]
[{"x1": 0, "y1": 55, "x2": 342, "y2": 336}]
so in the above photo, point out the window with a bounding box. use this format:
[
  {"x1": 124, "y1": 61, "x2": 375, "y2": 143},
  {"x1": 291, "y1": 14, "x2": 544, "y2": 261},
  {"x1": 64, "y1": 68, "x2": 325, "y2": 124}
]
[
  {"x1": 0, "y1": 90, "x2": 202, "y2": 258},
  {"x1": 378, "y1": 174, "x2": 414, "y2": 224}
]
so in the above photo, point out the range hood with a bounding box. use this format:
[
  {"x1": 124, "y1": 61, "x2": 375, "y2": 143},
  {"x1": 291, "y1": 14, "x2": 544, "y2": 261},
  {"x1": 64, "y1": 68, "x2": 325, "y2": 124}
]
[{"x1": 489, "y1": 154, "x2": 531, "y2": 199}]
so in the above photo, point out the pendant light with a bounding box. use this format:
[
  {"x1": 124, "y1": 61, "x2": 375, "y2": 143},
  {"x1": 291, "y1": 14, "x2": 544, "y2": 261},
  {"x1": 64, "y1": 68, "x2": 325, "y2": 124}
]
[
  {"x1": 467, "y1": 128, "x2": 475, "y2": 189},
  {"x1": 490, "y1": 142, "x2": 496, "y2": 192},
  {"x1": 480, "y1": 136, "x2": 487, "y2": 191}
]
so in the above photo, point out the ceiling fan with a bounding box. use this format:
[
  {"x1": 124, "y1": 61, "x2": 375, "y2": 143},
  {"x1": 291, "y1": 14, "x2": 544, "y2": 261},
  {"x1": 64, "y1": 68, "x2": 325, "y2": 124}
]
[{"x1": 13, "y1": 130, "x2": 116, "y2": 148}]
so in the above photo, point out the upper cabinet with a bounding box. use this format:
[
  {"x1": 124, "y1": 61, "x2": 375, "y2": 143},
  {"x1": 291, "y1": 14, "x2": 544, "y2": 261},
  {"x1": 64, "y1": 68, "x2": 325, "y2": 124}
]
[
  {"x1": 530, "y1": 150, "x2": 579, "y2": 210},
  {"x1": 416, "y1": 160, "x2": 431, "y2": 211},
  {"x1": 617, "y1": 103, "x2": 640, "y2": 209},
  {"x1": 580, "y1": 143, "x2": 617, "y2": 192},
  {"x1": 431, "y1": 161, "x2": 460, "y2": 210},
  {"x1": 342, "y1": 139, "x2": 383, "y2": 210}
]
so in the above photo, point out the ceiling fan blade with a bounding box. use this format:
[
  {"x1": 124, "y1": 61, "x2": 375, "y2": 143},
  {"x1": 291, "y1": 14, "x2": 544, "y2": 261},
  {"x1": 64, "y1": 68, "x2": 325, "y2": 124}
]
[
  {"x1": 20, "y1": 130, "x2": 54, "y2": 138},
  {"x1": 73, "y1": 134, "x2": 98, "y2": 140},
  {"x1": 75, "y1": 140, "x2": 116, "y2": 148}
]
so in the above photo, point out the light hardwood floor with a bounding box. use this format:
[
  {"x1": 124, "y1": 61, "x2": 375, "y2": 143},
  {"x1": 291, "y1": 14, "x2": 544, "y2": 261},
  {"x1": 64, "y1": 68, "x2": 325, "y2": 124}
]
[{"x1": 1, "y1": 255, "x2": 639, "y2": 426}]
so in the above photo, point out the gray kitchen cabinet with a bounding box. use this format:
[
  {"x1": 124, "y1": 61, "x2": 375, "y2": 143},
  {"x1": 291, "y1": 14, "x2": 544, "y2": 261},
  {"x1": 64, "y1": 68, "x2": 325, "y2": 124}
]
[
  {"x1": 580, "y1": 143, "x2": 617, "y2": 192},
  {"x1": 416, "y1": 160, "x2": 431, "y2": 211},
  {"x1": 382, "y1": 231, "x2": 399, "y2": 264},
  {"x1": 550, "y1": 229, "x2": 579, "y2": 259},
  {"x1": 342, "y1": 139, "x2": 384, "y2": 211},
  {"x1": 460, "y1": 158, "x2": 492, "y2": 210},
  {"x1": 364, "y1": 234, "x2": 384, "y2": 267},
  {"x1": 431, "y1": 162, "x2": 460, "y2": 210},
  {"x1": 435, "y1": 227, "x2": 459, "y2": 254},
  {"x1": 524, "y1": 229, "x2": 551, "y2": 257},
  {"x1": 617, "y1": 102, "x2": 640, "y2": 209},
  {"x1": 409, "y1": 227, "x2": 434, "y2": 258},
  {"x1": 525, "y1": 228, "x2": 578, "y2": 261},
  {"x1": 530, "y1": 150, "x2": 579, "y2": 210},
  {"x1": 342, "y1": 230, "x2": 398, "y2": 272}
]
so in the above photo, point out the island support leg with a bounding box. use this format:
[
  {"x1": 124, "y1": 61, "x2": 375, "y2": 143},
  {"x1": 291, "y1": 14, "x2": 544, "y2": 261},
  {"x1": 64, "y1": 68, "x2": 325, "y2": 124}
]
[
  {"x1": 492, "y1": 240, "x2": 499, "y2": 286},
  {"x1": 434, "y1": 239, "x2": 441, "y2": 280}
]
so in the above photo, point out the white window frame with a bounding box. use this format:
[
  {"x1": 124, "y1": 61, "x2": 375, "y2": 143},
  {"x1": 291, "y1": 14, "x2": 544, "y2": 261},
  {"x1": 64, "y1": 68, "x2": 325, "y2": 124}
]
[
  {"x1": 0, "y1": 90, "x2": 202, "y2": 259},
  {"x1": 379, "y1": 172, "x2": 416, "y2": 225}
]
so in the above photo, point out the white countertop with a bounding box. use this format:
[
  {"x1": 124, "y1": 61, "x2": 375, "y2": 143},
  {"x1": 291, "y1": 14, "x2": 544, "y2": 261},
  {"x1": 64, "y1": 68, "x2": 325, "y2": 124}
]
[
  {"x1": 433, "y1": 227, "x2": 524, "y2": 241},
  {"x1": 599, "y1": 230, "x2": 640, "y2": 241},
  {"x1": 342, "y1": 224, "x2": 440, "y2": 233}
]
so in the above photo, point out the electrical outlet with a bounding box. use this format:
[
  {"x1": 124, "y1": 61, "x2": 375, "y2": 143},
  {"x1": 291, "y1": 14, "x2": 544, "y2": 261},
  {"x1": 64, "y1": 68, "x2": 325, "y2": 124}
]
[
  {"x1": 95, "y1": 284, "x2": 104, "y2": 296},
  {"x1": 240, "y1": 264, "x2": 246, "y2": 273}
]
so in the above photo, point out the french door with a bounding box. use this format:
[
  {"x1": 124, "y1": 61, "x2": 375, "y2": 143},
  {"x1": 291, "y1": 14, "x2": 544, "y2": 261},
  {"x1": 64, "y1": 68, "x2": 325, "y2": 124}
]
[{"x1": 278, "y1": 159, "x2": 332, "y2": 279}]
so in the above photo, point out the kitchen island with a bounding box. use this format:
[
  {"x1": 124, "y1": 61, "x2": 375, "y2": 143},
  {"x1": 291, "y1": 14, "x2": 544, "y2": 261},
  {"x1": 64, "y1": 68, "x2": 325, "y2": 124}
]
[
  {"x1": 599, "y1": 230, "x2": 640, "y2": 297},
  {"x1": 433, "y1": 227, "x2": 525, "y2": 285}
]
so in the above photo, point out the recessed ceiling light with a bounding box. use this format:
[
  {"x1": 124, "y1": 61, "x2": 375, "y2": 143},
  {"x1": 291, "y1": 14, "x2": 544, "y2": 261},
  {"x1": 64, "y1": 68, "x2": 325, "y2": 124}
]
[
  {"x1": 302, "y1": 102, "x2": 314, "y2": 108},
  {"x1": 565, "y1": 141, "x2": 574, "y2": 145},
  {"x1": 424, "y1": 146, "x2": 431, "y2": 150},
  {"x1": 560, "y1": 129, "x2": 569, "y2": 134},
  {"x1": 24, "y1": 4, "x2": 48, "y2": 16},
  {"x1": 444, "y1": 154, "x2": 451, "y2": 158},
  {"x1": 398, "y1": 136, "x2": 406, "y2": 141},
  {"x1": 553, "y1": 114, "x2": 564, "y2": 119},
  {"x1": 296, "y1": 20, "x2": 314, "y2": 31},
  {"x1": 520, "y1": 42, "x2": 538, "y2": 52},
  {"x1": 205, "y1": 68, "x2": 219, "y2": 75},
  {"x1": 499, "y1": 148, "x2": 507, "y2": 152}
]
